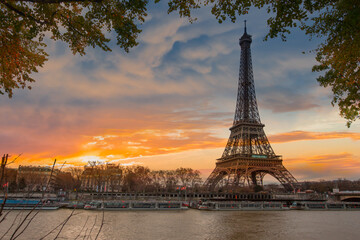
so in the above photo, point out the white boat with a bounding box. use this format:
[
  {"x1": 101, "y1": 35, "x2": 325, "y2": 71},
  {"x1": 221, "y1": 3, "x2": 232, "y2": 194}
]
[
  {"x1": 84, "y1": 201, "x2": 101, "y2": 210},
  {"x1": 197, "y1": 203, "x2": 210, "y2": 210},
  {"x1": 197, "y1": 201, "x2": 290, "y2": 211},
  {"x1": 83, "y1": 201, "x2": 188, "y2": 210},
  {"x1": 290, "y1": 201, "x2": 360, "y2": 210}
]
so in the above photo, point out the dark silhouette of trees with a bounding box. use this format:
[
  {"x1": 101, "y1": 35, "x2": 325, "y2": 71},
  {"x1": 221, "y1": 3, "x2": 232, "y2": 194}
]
[
  {"x1": 123, "y1": 166, "x2": 151, "y2": 192},
  {"x1": 54, "y1": 172, "x2": 74, "y2": 191},
  {"x1": 18, "y1": 177, "x2": 26, "y2": 190},
  {"x1": 73, "y1": 162, "x2": 203, "y2": 193},
  {"x1": 298, "y1": 179, "x2": 360, "y2": 193}
]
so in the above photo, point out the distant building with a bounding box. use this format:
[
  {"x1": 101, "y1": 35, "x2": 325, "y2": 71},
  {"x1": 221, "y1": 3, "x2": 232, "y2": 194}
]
[
  {"x1": 81, "y1": 163, "x2": 122, "y2": 192},
  {"x1": 17, "y1": 165, "x2": 58, "y2": 192}
]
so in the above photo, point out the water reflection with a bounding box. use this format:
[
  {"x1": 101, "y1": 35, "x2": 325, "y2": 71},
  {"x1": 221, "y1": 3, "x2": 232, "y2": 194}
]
[{"x1": 0, "y1": 210, "x2": 359, "y2": 240}]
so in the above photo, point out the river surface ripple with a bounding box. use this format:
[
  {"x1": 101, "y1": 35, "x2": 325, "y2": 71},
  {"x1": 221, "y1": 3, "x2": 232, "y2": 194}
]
[{"x1": 0, "y1": 209, "x2": 359, "y2": 240}]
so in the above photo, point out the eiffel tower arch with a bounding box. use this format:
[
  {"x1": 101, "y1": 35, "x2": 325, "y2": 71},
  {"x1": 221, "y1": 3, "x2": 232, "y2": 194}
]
[{"x1": 204, "y1": 22, "x2": 299, "y2": 192}]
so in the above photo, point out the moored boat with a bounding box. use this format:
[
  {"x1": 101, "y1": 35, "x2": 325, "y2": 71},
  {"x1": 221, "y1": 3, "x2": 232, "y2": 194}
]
[
  {"x1": 65, "y1": 201, "x2": 85, "y2": 209},
  {"x1": 83, "y1": 201, "x2": 188, "y2": 210},
  {"x1": 197, "y1": 201, "x2": 290, "y2": 211},
  {"x1": 290, "y1": 201, "x2": 360, "y2": 210},
  {"x1": 84, "y1": 201, "x2": 101, "y2": 210},
  {"x1": 0, "y1": 199, "x2": 59, "y2": 210},
  {"x1": 289, "y1": 202, "x2": 306, "y2": 210}
]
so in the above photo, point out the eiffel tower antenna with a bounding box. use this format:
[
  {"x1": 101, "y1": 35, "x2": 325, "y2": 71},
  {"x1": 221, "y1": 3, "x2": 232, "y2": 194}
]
[{"x1": 204, "y1": 25, "x2": 299, "y2": 192}]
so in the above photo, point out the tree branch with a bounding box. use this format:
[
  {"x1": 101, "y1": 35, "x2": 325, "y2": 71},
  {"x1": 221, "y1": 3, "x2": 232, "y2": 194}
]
[
  {"x1": 11, "y1": 0, "x2": 103, "y2": 3},
  {"x1": 74, "y1": 215, "x2": 89, "y2": 240},
  {"x1": 87, "y1": 215, "x2": 98, "y2": 239},
  {"x1": 0, "y1": 154, "x2": 9, "y2": 218},
  {"x1": 1, "y1": 2, "x2": 48, "y2": 25},
  {"x1": 94, "y1": 200, "x2": 105, "y2": 240},
  {"x1": 9, "y1": 159, "x2": 57, "y2": 240},
  {"x1": 12, "y1": 211, "x2": 40, "y2": 240}
]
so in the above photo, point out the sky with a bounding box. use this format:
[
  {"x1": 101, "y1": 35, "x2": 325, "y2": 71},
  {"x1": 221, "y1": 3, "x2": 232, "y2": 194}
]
[{"x1": 1, "y1": 2, "x2": 359, "y2": 182}]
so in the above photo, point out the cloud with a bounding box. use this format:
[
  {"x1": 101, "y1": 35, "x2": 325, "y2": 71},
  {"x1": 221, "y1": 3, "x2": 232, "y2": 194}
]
[
  {"x1": 260, "y1": 91, "x2": 320, "y2": 113},
  {"x1": 255, "y1": 55, "x2": 317, "y2": 86},
  {"x1": 180, "y1": 40, "x2": 232, "y2": 61},
  {"x1": 80, "y1": 128, "x2": 226, "y2": 159},
  {"x1": 1, "y1": 103, "x2": 229, "y2": 166},
  {"x1": 120, "y1": 161, "x2": 144, "y2": 166},
  {"x1": 269, "y1": 131, "x2": 360, "y2": 143},
  {"x1": 286, "y1": 153, "x2": 360, "y2": 180}
]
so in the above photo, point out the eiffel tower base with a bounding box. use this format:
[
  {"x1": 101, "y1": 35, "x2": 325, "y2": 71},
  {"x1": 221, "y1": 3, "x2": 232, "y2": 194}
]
[{"x1": 204, "y1": 157, "x2": 298, "y2": 192}]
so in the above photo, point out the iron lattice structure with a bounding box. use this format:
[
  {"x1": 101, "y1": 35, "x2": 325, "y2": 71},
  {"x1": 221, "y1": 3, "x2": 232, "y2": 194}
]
[{"x1": 204, "y1": 23, "x2": 298, "y2": 192}]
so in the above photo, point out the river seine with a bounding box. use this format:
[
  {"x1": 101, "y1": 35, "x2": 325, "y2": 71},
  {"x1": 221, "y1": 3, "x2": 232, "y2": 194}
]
[{"x1": 0, "y1": 209, "x2": 359, "y2": 240}]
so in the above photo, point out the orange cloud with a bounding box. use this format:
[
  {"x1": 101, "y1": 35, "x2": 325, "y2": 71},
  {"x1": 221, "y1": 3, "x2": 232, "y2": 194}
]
[
  {"x1": 284, "y1": 153, "x2": 360, "y2": 180},
  {"x1": 1, "y1": 95, "x2": 231, "y2": 167},
  {"x1": 75, "y1": 129, "x2": 226, "y2": 165},
  {"x1": 269, "y1": 131, "x2": 360, "y2": 143},
  {"x1": 6, "y1": 126, "x2": 226, "y2": 167}
]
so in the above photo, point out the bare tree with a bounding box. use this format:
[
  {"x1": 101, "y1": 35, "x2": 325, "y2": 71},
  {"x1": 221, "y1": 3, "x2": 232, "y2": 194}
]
[
  {"x1": 0, "y1": 154, "x2": 9, "y2": 217},
  {"x1": 189, "y1": 170, "x2": 202, "y2": 190},
  {"x1": 164, "y1": 170, "x2": 179, "y2": 192}
]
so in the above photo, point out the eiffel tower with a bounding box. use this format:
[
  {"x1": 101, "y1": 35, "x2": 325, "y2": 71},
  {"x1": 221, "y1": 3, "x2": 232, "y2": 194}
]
[{"x1": 204, "y1": 22, "x2": 298, "y2": 192}]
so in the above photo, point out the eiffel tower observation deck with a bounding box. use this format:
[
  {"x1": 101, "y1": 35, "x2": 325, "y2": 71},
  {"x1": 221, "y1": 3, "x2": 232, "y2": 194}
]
[{"x1": 204, "y1": 22, "x2": 298, "y2": 192}]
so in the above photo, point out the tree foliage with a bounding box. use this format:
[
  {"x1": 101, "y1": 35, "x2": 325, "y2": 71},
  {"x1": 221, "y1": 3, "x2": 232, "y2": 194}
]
[
  {"x1": 78, "y1": 162, "x2": 202, "y2": 192},
  {"x1": 0, "y1": 0, "x2": 147, "y2": 97},
  {"x1": 1, "y1": 0, "x2": 359, "y2": 125}
]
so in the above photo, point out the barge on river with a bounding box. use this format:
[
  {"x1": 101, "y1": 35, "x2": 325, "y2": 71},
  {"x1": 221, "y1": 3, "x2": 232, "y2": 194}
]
[
  {"x1": 198, "y1": 201, "x2": 360, "y2": 211},
  {"x1": 0, "y1": 199, "x2": 59, "y2": 210},
  {"x1": 84, "y1": 201, "x2": 188, "y2": 210},
  {"x1": 198, "y1": 201, "x2": 290, "y2": 211},
  {"x1": 290, "y1": 201, "x2": 360, "y2": 210}
]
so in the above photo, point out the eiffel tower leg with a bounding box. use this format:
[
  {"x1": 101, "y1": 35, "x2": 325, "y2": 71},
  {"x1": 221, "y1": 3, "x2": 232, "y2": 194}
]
[
  {"x1": 237, "y1": 170, "x2": 247, "y2": 187},
  {"x1": 234, "y1": 170, "x2": 242, "y2": 187},
  {"x1": 260, "y1": 172, "x2": 266, "y2": 185},
  {"x1": 268, "y1": 166, "x2": 299, "y2": 192},
  {"x1": 204, "y1": 168, "x2": 220, "y2": 190},
  {"x1": 205, "y1": 167, "x2": 253, "y2": 190},
  {"x1": 204, "y1": 167, "x2": 230, "y2": 190},
  {"x1": 205, "y1": 163, "x2": 298, "y2": 192},
  {"x1": 251, "y1": 171, "x2": 258, "y2": 186},
  {"x1": 248, "y1": 171, "x2": 265, "y2": 188}
]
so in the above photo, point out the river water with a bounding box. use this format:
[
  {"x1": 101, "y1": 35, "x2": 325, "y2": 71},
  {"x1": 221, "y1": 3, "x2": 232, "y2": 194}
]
[{"x1": 0, "y1": 209, "x2": 359, "y2": 240}]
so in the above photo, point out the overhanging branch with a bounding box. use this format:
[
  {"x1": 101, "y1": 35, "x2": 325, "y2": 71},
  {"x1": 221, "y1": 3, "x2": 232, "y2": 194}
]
[
  {"x1": 1, "y1": 2, "x2": 48, "y2": 24},
  {"x1": 7, "y1": 0, "x2": 103, "y2": 3}
]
